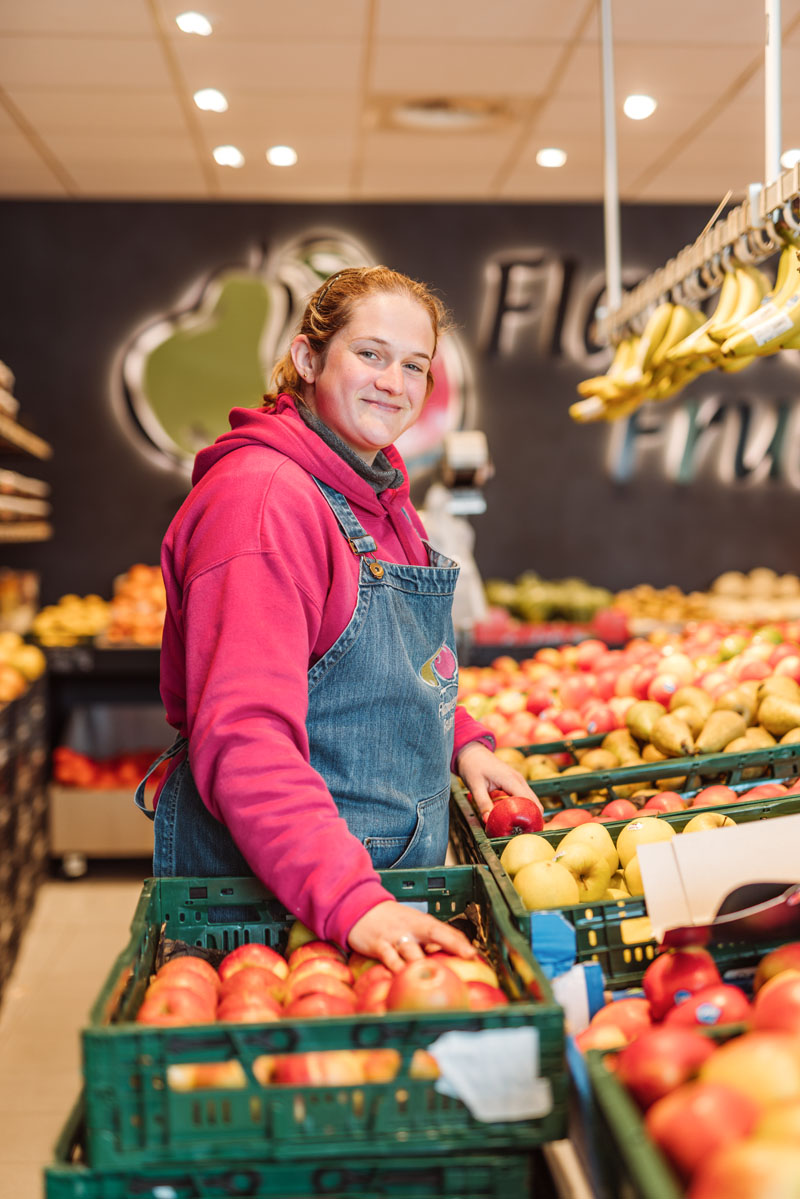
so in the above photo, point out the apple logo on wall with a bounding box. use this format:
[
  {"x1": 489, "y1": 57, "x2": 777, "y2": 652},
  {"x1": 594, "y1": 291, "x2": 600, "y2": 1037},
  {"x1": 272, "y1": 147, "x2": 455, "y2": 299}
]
[{"x1": 119, "y1": 229, "x2": 474, "y2": 480}]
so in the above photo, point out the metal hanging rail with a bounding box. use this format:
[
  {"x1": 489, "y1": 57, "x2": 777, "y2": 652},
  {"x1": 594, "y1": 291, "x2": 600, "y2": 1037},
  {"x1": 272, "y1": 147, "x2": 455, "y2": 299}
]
[
  {"x1": 595, "y1": 0, "x2": 795, "y2": 347},
  {"x1": 595, "y1": 162, "x2": 800, "y2": 345}
]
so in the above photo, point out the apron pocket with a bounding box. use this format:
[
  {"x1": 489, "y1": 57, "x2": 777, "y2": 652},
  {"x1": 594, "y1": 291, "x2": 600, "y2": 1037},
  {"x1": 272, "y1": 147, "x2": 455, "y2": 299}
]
[{"x1": 363, "y1": 788, "x2": 450, "y2": 871}]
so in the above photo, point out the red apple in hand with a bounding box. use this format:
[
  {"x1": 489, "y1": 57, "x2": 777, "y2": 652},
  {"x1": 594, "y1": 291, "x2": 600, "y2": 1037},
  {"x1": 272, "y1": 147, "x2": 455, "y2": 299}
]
[
  {"x1": 615, "y1": 1026, "x2": 716, "y2": 1109},
  {"x1": 643, "y1": 949, "x2": 721, "y2": 1022},
  {"x1": 386, "y1": 958, "x2": 470, "y2": 1012},
  {"x1": 485, "y1": 796, "x2": 544, "y2": 837}
]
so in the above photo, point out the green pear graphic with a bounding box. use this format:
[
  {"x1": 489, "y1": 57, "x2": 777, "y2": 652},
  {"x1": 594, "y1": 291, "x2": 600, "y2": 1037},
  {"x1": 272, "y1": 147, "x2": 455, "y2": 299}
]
[{"x1": 129, "y1": 272, "x2": 277, "y2": 464}]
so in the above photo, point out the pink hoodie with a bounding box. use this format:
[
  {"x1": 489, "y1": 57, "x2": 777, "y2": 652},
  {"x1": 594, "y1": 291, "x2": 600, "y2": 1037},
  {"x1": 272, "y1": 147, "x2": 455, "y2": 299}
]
[{"x1": 159, "y1": 396, "x2": 493, "y2": 948}]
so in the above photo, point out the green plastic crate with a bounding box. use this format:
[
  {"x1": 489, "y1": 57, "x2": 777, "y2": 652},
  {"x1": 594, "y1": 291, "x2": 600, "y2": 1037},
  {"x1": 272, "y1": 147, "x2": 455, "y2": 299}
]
[
  {"x1": 582, "y1": 1049, "x2": 684, "y2": 1199},
  {"x1": 81, "y1": 867, "x2": 566, "y2": 1169},
  {"x1": 513, "y1": 738, "x2": 800, "y2": 810},
  {"x1": 450, "y1": 777, "x2": 800, "y2": 987},
  {"x1": 46, "y1": 1093, "x2": 534, "y2": 1199}
]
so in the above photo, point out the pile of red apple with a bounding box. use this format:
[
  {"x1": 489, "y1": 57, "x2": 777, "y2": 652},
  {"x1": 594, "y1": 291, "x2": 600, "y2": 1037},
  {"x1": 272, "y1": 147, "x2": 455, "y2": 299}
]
[
  {"x1": 577, "y1": 942, "x2": 800, "y2": 1196},
  {"x1": 457, "y1": 620, "x2": 800, "y2": 750},
  {"x1": 136, "y1": 938, "x2": 509, "y2": 1027},
  {"x1": 136, "y1": 936, "x2": 512, "y2": 1091}
]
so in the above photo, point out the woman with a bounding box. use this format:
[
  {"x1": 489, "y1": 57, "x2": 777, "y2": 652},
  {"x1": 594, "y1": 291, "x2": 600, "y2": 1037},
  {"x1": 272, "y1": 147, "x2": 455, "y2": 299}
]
[{"x1": 138, "y1": 266, "x2": 541, "y2": 969}]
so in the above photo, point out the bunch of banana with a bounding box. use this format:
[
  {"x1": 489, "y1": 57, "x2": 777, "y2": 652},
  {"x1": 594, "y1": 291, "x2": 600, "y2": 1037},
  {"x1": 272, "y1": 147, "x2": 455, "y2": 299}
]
[
  {"x1": 663, "y1": 263, "x2": 767, "y2": 372},
  {"x1": 719, "y1": 243, "x2": 800, "y2": 359},
  {"x1": 570, "y1": 303, "x2": 705, "y2": 423}
]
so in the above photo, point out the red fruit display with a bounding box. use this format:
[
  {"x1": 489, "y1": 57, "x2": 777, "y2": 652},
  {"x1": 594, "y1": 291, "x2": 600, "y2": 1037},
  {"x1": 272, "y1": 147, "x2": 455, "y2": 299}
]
[
  {"x1": 283, "y1": 992, "x2": 357, "y2": 1019},
  {"x1": 287, "y1": 941, "x2": 346, "y2": 971},
  {"x1": 645, "y1": 1080, "x2": 760, "y2": 1181},
  {"x1": 136, "y1": 985, "x2": 215, "y2": 1026},
  {"x1": 688, "y1": 1141, "x2": 800, "y2": 1199},
  {"x1": 615, "y1": 1026, "x2": 716, "y2": 1109},
  {"x1": 598, "y1": 799, "x2": 639, "y2": 822},
  {"x1": 465, "y1": 980, "x2": 509, "y2": 1010},
  {"x1": 544, "y1": 808, "x2": 595, "y2": 829},
  {"x1": 662, "y1": 983, "x2": 751, "y2": 1028},
  {"x1": 641, "y1": 791, "x2": 686, "y2": 813},
  {"x1": 484, "y1": 796, "x2": 544, "y2": 837},
  {"x1": 642, "y1": 949, "x2": 721, "y2": 1021}
]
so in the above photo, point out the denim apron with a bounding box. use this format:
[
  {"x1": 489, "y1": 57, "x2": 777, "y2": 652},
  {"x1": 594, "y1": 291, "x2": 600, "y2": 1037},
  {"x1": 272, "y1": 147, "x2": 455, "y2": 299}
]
[{"x1": 135, "y1": 477, "x2": 460, "y2": 878}]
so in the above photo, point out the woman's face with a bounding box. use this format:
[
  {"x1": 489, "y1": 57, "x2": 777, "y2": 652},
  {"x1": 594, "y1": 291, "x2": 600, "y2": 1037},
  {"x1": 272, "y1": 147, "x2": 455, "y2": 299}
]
[{"x1": 294, "y1": 291, "x2": 435, "y2": 464}]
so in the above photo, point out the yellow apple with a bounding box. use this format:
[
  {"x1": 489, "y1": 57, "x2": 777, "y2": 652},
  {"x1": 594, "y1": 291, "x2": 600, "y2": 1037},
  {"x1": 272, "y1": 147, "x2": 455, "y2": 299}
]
[
  {"x1": 752, "y1": 1096, "x2": 800, "y2": 1143},
  {"x1": 559, "y1": 822, "x2": 619, "y2": 872},
  {"x1": 603, "y1": 886, "x2": 631, "y2": 900},
  {"x1": 499, "y1": 833, "x2": 555, "y2": 879},
  {"x1": 682, "y1": 811, "x2": 736, "y2": 834},
  {"x1": 623, "y1": 855, "x2": 645, "y2": 896},
  {"x1": 552, "y1": 843, "x2": 613, "y2": 903},
  {"x1": 616, "y1": 817, "x2": 676, "y2": 869},
  {"x1": 513, "y1": 859, "x2": 581, "y2": 910}
]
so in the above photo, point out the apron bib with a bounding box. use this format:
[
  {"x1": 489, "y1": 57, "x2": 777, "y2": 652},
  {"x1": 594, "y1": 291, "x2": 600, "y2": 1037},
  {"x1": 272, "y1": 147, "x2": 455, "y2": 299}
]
[{"x1": 136, "y1": 477, "x2": 460, "y2": 876}]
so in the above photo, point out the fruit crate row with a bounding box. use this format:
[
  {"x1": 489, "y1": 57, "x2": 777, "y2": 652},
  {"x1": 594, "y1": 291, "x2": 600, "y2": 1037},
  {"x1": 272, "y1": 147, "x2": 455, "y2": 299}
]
[
  {"x1": 450, "y1": 777, "x2": 800, "y2": 988},
  {"x1": 80, "y1": 868, "x2": 567, "y2": 1170},
  {"x1": 509, "y1": 733, "x2": 800, "y2": 811},
  {"x1": 46, "y1": 1094, "x2": 535, "y2": 1199}
]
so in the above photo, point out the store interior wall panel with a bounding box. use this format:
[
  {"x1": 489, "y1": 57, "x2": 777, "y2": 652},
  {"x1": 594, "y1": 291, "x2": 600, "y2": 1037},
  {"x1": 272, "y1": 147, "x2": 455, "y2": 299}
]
[{"x1": 2, "y1": 198, "x2": 800, "y2": 600}]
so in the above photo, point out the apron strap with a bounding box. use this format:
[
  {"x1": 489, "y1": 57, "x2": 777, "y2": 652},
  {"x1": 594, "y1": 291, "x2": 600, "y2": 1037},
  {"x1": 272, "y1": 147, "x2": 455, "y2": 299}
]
[
  {"x1": 311, "y1": 477, "x2": 377, "y2": 555},
  {"x1": 133, "y1": 733, "x2": 188, "y2": 819}
]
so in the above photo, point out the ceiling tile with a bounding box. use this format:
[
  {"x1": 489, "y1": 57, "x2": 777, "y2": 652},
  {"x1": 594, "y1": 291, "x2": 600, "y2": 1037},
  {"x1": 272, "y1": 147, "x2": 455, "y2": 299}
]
[
  {"x1": 0, "y1": 128, "x2": 68, "y2": 193},
  {"x1": 173, "y1": 37, "x2": 363, "y2": 92},
  {"x1": 0, "y1": 0, "x2": 153, "y2": 35},
  {"x1": 369, "y1": 40, "x2": 561, "y2": 97},
  {"x1": 376, "y1": 0, "x2": 588, "y2": 41},
  {"x1": 0, "y1": 35, "x2": 172, "y2": 89},
  {"x1": 66, "y1": 157, "x2": 207, "y2": 196},
  {"x1": 158, "y1": 0, "x2": 368, "y2": 40},
  {"x1": 5, "y1": 87, "x2": 187, "y2": 134}
]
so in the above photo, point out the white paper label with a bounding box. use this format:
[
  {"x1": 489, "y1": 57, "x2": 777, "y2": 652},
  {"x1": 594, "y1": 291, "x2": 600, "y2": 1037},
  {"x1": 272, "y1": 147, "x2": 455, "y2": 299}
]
[
  {"x1": 752, "y1": 305, "x2": 795, "y2": 346},
  {"x1": 429, "y1": 1027, "x2": 553, "y2": 1122}
]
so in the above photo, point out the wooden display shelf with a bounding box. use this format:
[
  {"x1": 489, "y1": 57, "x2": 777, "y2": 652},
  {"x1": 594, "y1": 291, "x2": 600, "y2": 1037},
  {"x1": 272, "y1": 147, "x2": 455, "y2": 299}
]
[
  {"x1": 48, "y1": 783, "x2": 154, "y2": 859},
  {"x1": 0, "y1": 520, "x2": 52, "y2": 542},
  {"x1": 0, "y1": 412, "x2": 52, "y2": 459}
]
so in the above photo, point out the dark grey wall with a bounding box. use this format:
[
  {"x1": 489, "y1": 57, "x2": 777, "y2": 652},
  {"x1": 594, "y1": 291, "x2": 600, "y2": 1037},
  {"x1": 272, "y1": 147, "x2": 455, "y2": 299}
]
[{"x1": 1, "y1": 199, "x2": 798, "y2": 602}]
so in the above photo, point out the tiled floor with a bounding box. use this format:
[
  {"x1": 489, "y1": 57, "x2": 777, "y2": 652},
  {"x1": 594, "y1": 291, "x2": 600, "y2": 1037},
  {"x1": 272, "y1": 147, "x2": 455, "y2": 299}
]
[{"x1": 0, "y1": 861, "x2": 147, "y2": 1198}]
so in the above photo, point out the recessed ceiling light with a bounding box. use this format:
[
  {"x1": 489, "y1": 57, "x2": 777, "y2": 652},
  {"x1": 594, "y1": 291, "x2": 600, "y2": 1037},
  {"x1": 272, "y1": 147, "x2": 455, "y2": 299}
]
[
  {"x1": 536, "y1": 147, "x2": 567, "y2": 168},
  {"x1": 392, "y1": 98, "x2": 501, "y2": 131},
  {"x1": 213, "y1": 145, "x2": 244, "y2": 168},
  {"x1": 623, "y1": 94, "x2": 657, "y2": 120},
  {"x1": 781, "y1": 148, "x2": 800, "y2": 169},
  {"x1": 176, "y1": 11, "x2": 212, "y2": 36},
  {"x1": 266, "y1": 145, "x2": 298, "y2": 167},
  {"x1": 193, "y1": 88, "x2": 228, "y2": 113}
]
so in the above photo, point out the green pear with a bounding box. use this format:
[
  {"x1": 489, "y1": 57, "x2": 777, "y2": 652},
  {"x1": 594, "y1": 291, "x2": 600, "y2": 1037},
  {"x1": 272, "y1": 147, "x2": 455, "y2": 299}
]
[
  {"x1": 695, "y1": 710, "x2": 747, "y2": 753},
  {"x1": 758, "y1": 694, "x2": 800, "y2": 737},
  {"x1": 669, "y1": 687, "x2": 714, "y2": 720},
  {"x1": 651, "y1": 714, "x2": 695, "y2": 757},
  {"x1": 626, "y1": 700, "x2": 668, "y2": 744}
]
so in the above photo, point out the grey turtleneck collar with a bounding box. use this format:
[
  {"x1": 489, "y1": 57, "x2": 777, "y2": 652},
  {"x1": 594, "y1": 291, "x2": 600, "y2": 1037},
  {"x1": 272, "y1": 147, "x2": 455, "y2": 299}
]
[{"x1": 296, "y1": 400, "x2": 405, "y2": 494}]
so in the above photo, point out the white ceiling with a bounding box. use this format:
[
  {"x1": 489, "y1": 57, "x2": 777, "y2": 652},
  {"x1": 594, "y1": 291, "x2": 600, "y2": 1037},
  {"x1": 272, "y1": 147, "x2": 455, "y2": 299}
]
[{"x1": 2, "y1": 0, "x2": 800, "y2": 204}]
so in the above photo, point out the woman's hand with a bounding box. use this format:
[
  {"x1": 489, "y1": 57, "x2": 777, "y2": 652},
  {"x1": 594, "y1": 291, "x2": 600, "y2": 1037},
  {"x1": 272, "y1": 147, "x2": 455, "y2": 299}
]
[
  {"x1": 455, "y1": 740, "x2": 543, "y2": 821},
  {"x1": 347, "y1": 900, "x2": 478, "y2": 973}
]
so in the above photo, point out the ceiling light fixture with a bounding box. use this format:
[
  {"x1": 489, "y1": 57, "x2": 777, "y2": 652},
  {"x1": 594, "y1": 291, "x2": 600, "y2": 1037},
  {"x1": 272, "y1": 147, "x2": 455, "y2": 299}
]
[
  {"x1": 392, "y1": 97, "x2": 502, "y2": 132},
  {"x1": 266, "y1": 145, "x2": 298, "y2": 167},
  {"x1": 623, "y1": 94, "x2": 657, "y2": 120},
  {"x1": 536, "y1": 147, "x2": 567, "y2": 168},
  {"x1": 193, "y1": 88, "x2": 228, "y2": 113},
  {"x1": 213, "y1": 145, "x2": 244, "y2": 168},
  {"x1": 176, "y1": 11, "x2": 212, "y2": 36},
  {"x1": 781, "y1": 148, "x2": 800, "y2": 169}
]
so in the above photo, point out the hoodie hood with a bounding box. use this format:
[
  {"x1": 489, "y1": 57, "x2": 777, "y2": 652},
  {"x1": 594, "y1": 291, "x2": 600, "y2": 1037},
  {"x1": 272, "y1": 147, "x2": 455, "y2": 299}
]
[{"x1": 192, "y1": 394, "x2": 412, "y2": 515}]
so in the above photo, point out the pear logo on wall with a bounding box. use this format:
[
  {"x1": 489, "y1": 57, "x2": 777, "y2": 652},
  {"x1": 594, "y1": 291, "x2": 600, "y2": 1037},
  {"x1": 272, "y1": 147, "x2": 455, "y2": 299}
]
[{"x1": 120, "y1": 230, "x2": 474, "y2": 479}]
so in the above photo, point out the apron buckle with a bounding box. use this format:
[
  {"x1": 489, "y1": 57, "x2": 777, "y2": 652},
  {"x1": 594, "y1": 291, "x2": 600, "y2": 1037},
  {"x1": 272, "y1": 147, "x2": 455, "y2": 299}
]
[{"x1": 368, "y1": 562, "x2": 385, "y2": 579}]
